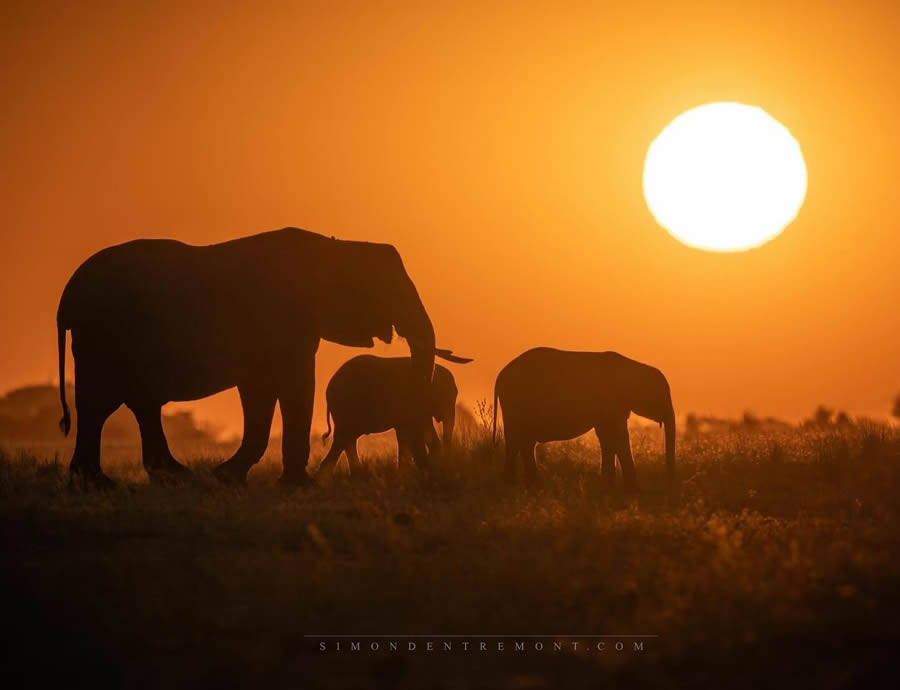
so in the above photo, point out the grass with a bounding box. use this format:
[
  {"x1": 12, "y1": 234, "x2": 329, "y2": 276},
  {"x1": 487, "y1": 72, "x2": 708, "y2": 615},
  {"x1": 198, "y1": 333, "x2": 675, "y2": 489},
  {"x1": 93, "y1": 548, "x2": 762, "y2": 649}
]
[{"x1": 2, "y1": 422, "x2": 900, "y2": 688}]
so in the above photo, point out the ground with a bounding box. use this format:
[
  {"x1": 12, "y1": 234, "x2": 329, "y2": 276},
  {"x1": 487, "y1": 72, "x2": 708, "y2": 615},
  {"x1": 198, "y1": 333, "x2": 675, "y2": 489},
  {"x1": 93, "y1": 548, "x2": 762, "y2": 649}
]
[{"x1": 2, "y1": 422, "x2": 899, "y2": 689}]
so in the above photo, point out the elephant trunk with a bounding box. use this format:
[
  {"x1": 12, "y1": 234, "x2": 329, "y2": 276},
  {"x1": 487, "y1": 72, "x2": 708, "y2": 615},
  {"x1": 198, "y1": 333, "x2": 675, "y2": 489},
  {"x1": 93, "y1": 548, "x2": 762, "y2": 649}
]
[
  {"x1": 393, "y1": 274, "x2": 437, "y2": 434},
  {"x1": 403, "y1": 314, "x2": 435, "y2": 391},
  {"x1": 392, "y1": 271, "x2": 436, "y2": 384},
  {"x1": 663, "y1": 405, "x2": 676, "y2": 488}
]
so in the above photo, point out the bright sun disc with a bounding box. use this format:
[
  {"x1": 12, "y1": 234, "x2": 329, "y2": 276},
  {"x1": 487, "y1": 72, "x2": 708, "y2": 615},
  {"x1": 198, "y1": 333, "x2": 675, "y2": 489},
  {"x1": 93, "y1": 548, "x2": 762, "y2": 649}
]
[{"x1": 643, "y1": 102, "x2": 807, "y2": 252}]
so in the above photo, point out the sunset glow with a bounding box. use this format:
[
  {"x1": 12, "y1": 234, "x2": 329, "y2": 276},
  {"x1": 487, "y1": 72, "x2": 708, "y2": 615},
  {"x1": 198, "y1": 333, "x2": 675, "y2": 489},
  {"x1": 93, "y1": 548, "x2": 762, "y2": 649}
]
[
  {"x1": 643, "y1": 103, "x2": 808, "y2": 252},
  {"x1": 3, "y1": 2, "x2": 899, "y2": 427},
  {"x1": 4, "y1": 4, "x2": 900, "y2": 687}
]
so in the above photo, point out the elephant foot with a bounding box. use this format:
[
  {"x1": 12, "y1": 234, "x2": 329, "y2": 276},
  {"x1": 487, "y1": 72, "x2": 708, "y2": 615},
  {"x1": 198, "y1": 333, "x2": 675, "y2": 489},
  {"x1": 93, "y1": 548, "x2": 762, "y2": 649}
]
[
  {"x1": 69, "y1": 468, "x2": 116, "y2": 492},
  {"x1": 601, "y1": 472, "x2": 616, "y2": 493},
  {"x1": 524, "y1": 476, "x2": 541, "y2": 493},
  {"x1": 348, "y1": 466, "x2": 375, "y2": 482},
  {"x1": 313, "y1": 460, "x2": 341, "y2": 481},
  {"x1": 277, "y1": 468, "x2": 315, "y2": 489},
  {"x1": 523, "y1": 466, "x2": 540, "y2": 486},
  {"x1": 213, "y1": 460, "x2": 249, "y2": 487},
  {"x1": 411, "y1": 455, "x2": 433, "y2": 476},
  {"x1": 664, "y1": 482, "x2": 681, "y2": 508},
  {"x1": 148, "y1": 462, "x2": 192, "y2": 486}
]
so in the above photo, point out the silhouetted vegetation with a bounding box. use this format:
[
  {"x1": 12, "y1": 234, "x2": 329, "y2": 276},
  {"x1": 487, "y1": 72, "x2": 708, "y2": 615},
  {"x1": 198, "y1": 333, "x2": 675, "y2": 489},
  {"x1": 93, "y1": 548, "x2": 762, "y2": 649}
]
[
  {"x1": 2, "y1": 419, "x2": 899, "y2": 688},
  {"x1": 802, "y1": 404, "x2": 858, "y2": 429},
  {"x1": 683, "y1": 412, "x2": 792, "y2": 435}
]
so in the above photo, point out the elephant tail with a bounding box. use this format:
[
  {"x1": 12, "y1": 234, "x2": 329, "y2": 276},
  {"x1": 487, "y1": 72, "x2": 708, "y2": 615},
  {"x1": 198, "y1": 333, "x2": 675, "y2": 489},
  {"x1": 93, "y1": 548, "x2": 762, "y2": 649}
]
[
  {"x1": 57, "y1": 320, "x2": 71, "y2": 436},
  {"x1": 322, "y1": 403, "x2": 333, "y2": 442},
  {"x1": 491, "y1": 383, "x2": 499, "y2": 445}
]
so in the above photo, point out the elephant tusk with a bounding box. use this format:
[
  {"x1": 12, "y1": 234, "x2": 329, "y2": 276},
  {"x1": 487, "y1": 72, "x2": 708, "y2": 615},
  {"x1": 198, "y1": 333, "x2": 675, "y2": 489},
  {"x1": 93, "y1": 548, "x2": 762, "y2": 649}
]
[
  {"x1": 402, "y1": 335, "x2": 473, "y2": 364},
  {"x1": 435, "y1": 348, "x2": 473, "y2": 364}
]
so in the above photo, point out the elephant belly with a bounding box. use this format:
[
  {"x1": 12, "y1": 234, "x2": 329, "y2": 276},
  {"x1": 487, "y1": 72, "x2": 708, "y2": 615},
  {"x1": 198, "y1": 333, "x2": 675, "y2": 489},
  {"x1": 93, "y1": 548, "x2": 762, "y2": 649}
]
[
  {"x1": 501, "y1": 395, "x2": 596, "y2": 443},
  {"x1": 529, "y1": 413, "x2": 595, "y2": 443},
  {"x1": 333, "y1": 402, "x2": 403, "y2": 436},
  {"x1": 63, "y1": 236, "x2": 308, "y2": 405},
  {"x1": 72, "y1": 328, "x2": 248, "y2": 404},
  {"x1": 145, "y1": 365, "x2": 237, "y2": 403},
  {"x1": 533, "y1": 420, "x2": 595, "y2": 443}
]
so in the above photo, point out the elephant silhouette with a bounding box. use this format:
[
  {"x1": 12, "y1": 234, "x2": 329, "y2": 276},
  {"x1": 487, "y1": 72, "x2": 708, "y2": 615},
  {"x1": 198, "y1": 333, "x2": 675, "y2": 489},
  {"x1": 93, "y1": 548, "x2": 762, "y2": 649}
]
[
  {"x1": 56, "y1": 227, "x2": 469, "y2": 488},
  {"x1": 493, "y1": 347, "x2": 675, "y2": 490},
  {"x1": 316, "y1": 355, "x2": 460, "y2": 476}
]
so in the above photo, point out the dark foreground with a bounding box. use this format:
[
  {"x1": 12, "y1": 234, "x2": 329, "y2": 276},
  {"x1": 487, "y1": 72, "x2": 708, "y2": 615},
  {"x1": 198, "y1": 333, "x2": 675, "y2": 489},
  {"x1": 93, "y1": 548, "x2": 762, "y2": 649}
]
[{"x1": 2, "y1": 424, "x2": 900, "y2": 689}]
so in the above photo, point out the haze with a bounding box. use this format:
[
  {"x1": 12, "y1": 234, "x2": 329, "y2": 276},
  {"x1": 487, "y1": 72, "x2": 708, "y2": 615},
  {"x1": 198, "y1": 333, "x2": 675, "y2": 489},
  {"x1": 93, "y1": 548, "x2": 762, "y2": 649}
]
[{"x1": 2, "y1": 1, "x2": 898, "y2": 436}]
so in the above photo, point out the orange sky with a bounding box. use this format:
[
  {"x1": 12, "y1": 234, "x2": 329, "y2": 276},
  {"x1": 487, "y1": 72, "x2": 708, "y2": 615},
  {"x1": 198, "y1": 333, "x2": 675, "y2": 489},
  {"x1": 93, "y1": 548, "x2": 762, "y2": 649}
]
[{"x1": 2, "y1": 0, "x2": 899, "y2": 436}]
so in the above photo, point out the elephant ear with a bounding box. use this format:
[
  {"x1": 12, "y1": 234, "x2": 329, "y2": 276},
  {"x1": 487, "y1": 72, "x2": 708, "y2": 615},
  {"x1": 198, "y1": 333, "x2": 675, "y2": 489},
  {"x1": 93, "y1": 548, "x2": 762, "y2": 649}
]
[{"x1": 435, "y1": 348, "x2": 473, "y2": 364}]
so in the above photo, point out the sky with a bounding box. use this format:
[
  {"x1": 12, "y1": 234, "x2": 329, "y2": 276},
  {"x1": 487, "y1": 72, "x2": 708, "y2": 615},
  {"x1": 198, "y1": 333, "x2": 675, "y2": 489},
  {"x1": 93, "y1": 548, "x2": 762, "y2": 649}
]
[{"x1": 1, "y1": 0, "x2": 899, "y2": 437}]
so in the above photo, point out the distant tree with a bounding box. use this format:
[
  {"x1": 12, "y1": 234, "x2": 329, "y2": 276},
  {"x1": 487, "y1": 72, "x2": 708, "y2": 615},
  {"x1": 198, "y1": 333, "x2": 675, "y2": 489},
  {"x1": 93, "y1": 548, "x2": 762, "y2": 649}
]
[
  {"x1": 892, "y1": 394, "x2": 900, "y2": 422},
  {"x1": 741, "y1": 410, "x2": 760, "y2": 428},
  {"x1": 685, "y1": 413, "x2": 699, "y2": 436},
  {"x1": 835, "y1": 411, "x2": 851, "y2": 426},
  {"x1": 762, "y1": 416, "x2": 792, "y2": 430},
  {"x1": 812, "y1": 405, "x2": 834, "y2": 427},
  {"x1": 0, "y1": 383, "x2": 219, "y2": 447}
]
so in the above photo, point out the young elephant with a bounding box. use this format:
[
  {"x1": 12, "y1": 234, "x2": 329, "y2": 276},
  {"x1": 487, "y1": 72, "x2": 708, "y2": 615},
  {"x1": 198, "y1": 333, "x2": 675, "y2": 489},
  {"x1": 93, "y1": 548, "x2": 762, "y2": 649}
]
[
  {"x1": 318, "y1": 355, "x2": 458, "y2": 475},
  {"x1": 493, "y1": 348, "x2": 675, "y2": 491}
]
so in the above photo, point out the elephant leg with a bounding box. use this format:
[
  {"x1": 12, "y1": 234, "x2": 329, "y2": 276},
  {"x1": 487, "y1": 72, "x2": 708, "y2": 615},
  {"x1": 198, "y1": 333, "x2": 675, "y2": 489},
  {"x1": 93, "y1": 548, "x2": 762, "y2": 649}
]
[
  {"x1": 129, "y1": 402, "x2": 190, "y2": 483},
  {"x1": 411, "y1": 436, "x2": 429, "y2": 469},
  {"x1": 504, "y1": 431, "x2": 519, "y2": 481},
  {"x1": 277, "y1": 351, "x2": 317, "y2": 486},
  {"x1": 69, "y1": 376, "x2": 119, "y2": 489},
  {"x1": 344, "y1": 438, "x2": 363, "y2": 475},
  {"x1": 522, "y1": 440, "x2": 538, "y2": 482},
  {"x1": 424, "y1": 419, "x2": 441, "y2": 456},
  {"x1": 317, "y1": 428, "x2": 359, "y2": 476},
  {"x1": 407, "y1": 418, "x2": 430, "y2": 470},
  {"x1": 214, "y1": 385, "x2": 277, "y2": 485},
  {"x1": 601, "y1": 440, "x2": 617, "y2": 490},
  {"x1": 316, "y1": 432, "x2": 346, "y2": 474},
  {"x1": 595, "y1": 427, "x2": 617, "y2": 490},
  {"x1": 613, "y1": 421, "x2": 637, "y2": 493},
  {"x1": 395, "y1": 427, "x2": 415, "y2": 470}
]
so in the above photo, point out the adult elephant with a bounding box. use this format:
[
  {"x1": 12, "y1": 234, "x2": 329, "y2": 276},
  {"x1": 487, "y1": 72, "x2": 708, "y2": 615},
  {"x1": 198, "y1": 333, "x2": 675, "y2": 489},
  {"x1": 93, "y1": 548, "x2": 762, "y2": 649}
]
[
  {"x1": 56, "y1": 227, "x2": 469, "y2": 487},
  {"x1": 317, "y1": 355, "x2": 460, "y2": 475},
  {"x1": 493, "y1": 348, "x2": 675, "y2": 491}
]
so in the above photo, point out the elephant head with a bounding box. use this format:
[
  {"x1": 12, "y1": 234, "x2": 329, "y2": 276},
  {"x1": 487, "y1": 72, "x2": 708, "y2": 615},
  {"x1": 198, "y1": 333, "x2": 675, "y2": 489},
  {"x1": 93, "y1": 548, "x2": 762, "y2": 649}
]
[
  {"x1": 313, "y1": 242, "x2": 426, "y2": 371},
  {"x1": 310, "y1": 237, "x2": 469, "y2": 435},
  {"x1": 627, "y1": 364, "x2": 676, "y2": 487}
]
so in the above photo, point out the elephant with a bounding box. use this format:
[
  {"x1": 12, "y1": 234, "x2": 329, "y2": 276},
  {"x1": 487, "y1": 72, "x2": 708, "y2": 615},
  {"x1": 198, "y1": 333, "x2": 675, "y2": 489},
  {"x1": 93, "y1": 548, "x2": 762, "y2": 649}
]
[
  {"x1": 492, "y1": 347, "x2": 675, "y2": 490},
  {"x1": 316, "y1": 355, "x2": 459, "y2": 475},
  {"x1": 56, "y1": 227, "x2": 470, "y2": 488}
]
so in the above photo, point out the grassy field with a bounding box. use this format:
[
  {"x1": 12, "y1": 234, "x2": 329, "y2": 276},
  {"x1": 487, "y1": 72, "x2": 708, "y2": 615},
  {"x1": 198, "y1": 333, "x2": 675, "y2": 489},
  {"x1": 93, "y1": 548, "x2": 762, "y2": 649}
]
[{"x1": 2, "y1": 420, "x2": 900, "y2": 688}]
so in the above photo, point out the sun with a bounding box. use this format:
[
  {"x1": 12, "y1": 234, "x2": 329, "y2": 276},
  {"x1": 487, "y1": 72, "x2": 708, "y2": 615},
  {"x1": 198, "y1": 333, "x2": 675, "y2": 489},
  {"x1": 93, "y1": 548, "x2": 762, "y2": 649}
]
[{"x1": 643, "y1": 102, "x2": 807, "y2": 252}]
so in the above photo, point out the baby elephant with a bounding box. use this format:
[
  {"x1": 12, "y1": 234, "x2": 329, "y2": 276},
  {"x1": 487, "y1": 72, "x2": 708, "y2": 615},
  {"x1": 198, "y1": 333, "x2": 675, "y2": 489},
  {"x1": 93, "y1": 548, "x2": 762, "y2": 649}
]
[
  {"x1": 318, "y1": 355, "x2": 458, "y2": 475},
  {"x1": 493, "y1": 347, "x2": 675, "y2": 491}
]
